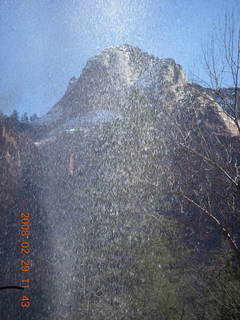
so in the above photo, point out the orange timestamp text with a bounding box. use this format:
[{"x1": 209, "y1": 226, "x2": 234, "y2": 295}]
[{"x1": 19, "y1": 212, "x2": 31, "y2": 308}]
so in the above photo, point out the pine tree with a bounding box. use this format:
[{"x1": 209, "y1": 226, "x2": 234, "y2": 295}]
[
  {"x1": 30, "y1": 113, "x2": 38, "y2": 122},
  {"x1": 10, "y1": 109, "x2": 19, "y2": 121},
  {"x1": 21, "y1": 112, "x2": 29, "y2": 123}
]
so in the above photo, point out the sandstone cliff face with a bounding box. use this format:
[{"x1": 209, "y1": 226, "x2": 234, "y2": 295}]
[
  {"x1": 2, "y1": 45, "x2": 240, "y2": 319},
  {"x1": 0, "y1": 115, "x2": 49, "y2": 319},
  {"x1": 35, "y1": 45, "x2": 240, "y2": 232},
  {"x1": 0, "y1": 122, "x2": 24, "y2": 212},
  {"x1": 0, "y1": 116, "x2": 40, "y2": 247}
]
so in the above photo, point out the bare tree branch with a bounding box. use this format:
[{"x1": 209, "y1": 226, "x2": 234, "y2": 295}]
[
  {"x1": 178, "y1": 191, "x2": 240, "y2": 263},
  {"x1": 179, "y1": 142, "x2": 239, "y2": 191}
]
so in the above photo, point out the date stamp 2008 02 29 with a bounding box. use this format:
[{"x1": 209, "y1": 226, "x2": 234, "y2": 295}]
[{"x1": 19, "y1": 212, "x2": 31, "y2": 309}]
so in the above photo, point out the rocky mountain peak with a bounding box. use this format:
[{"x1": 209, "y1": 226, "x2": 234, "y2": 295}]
[
  {"x1": 83, "y1": 44, "x2": 187, "y2": 88},
  {"x1": 82, "y1": 44, "x2": 154, "y2": 86},
  {"x1": 39, "y1": 45, "x2": 188, "y2": 129}
]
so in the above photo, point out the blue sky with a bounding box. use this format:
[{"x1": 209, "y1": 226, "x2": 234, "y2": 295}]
[{"x1": 0, "y1": 0, "x2": 239, "y2": 116}]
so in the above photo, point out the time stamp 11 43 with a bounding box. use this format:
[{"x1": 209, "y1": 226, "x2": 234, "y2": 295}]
[{"x1": 19, "y1": 211, "x2": 32, "y2": 308}]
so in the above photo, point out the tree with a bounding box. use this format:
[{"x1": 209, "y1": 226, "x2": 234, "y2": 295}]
[
  {"x1": 202, "y1": 12, "x2": 240, "y2": 122},
  {"x1": 127, "y1": 215, "x2": 194, "y2": 320},
  {"x1": 30, "y1": 113, "x2": 38, "y2": 122},
  {"x1": 170, "y1": 11, "x2": 240, "y2": 264},
  {"x1": 10, "y1": 109, "x2": 19, "y2": 121},
  {"x1": 21, "y1": 112, "x2": 29, "y2": 123}
]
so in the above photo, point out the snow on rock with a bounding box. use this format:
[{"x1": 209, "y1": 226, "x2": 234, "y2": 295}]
[
  {"x1": 34, "y1": 135, "x2": 57, "y2": 147},
  {"x1": 47, "y1": 109, "x2": 121, "y2": 137}
]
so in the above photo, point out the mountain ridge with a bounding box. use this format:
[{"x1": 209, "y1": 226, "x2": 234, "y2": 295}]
[{"x1": 37, "y1": 44, "x2": 187, "y2": 131}]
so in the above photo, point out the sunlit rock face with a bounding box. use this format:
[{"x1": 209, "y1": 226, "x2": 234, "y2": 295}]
[
  {"x1": 38, "y1": 44, "x2": 187, "y2": 132},
  {"x1": 38, "y1": 44, "x2": 236, "y2": 140},
  {"x1": 136, "y1": 58, "x2": 186, "y2": 92}
]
